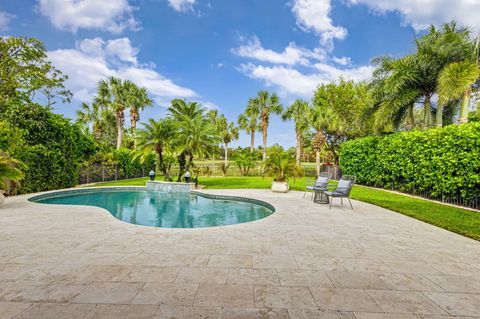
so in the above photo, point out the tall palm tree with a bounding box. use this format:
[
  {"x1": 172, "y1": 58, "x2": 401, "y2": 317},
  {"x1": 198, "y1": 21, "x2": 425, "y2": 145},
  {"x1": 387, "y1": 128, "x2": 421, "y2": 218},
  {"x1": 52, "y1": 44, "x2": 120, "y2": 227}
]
[
  {"x1": 238, "y1": 98, "x2": 260, "y2": 152},
  {"x1": 76, "y1": 101, "x2": 116, "y2": 141},
  {"x1": 308, "y1": 105, "x2": 333, "y2": 176},
  {"x1": 136, "y1": 118, "x2": 175, "y2": 179},
  {"x1": 95, "y1": 77, "x2": 130, "y2": 149},
  {"x1": 127, "y1": 84, "x2": 153, "y2": 143},
  {"x1": 282, "y1": 99, "x2": 309, "y2": 165},
  {"x1": 218, "y1": 115, "x2": 239, "y2": 166},
  {"x1": 249, "y1": 91, "x2": 283, "y2": 160}
]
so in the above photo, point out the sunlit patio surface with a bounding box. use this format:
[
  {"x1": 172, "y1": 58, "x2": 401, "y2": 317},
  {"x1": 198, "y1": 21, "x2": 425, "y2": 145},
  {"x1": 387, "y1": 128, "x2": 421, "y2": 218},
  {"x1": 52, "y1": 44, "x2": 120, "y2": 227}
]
[{"x1": 1, "y1": 189, "x2": 479, "y2": 318}]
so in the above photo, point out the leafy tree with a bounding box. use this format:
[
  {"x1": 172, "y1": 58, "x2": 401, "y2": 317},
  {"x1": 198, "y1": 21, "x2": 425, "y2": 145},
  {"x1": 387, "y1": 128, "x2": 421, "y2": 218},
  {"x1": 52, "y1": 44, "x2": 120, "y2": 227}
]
[
  {"x1": 217, "y1": 115, "x2": 239, "y2": 166},
  {"x1": 282, "y1": 99, "x2": 309, "y2": 165},
  {"x1": 0, "y1": 37, "x2": 71, "y2": 111},
  {"x1": 263, "y1": 148, "x2": 295, "y2": 182},
  {"x1": 233, "y1": 149, "x2": 256, "y2": 176},
  {"x1": 247, "y1": 91, "x2": 283, "y2": 160},
  {"x1": 76, "y1": 101, "x2": 116, "y2": 148}
]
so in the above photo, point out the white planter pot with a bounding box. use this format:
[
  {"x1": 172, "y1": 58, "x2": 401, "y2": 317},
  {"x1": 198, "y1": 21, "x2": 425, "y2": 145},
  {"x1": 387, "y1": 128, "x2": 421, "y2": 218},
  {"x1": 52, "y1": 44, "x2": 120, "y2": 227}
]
[
  {"x1": 271, "y1": 181, "x2": 289, "y2": 193},
  {"x1": 0, "y1": 191, "x2": 5, "y2": 206}
]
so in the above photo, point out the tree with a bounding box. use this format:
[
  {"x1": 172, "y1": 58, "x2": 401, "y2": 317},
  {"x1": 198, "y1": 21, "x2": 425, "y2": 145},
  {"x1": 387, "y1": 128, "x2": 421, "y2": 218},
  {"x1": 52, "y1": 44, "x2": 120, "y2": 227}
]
[
  {"x1": 249, "y1": 91, "x2": 283, "y2": 161},
  {"x1": 76, "y1": 102, "x2": 116, "y2": 145},
  {"x1": 233, "y1": 150, "x2": 255, "y2": 176},
  {"x1": 238, "y1": 99, "x2": 260, "y2": 152},
  {"x1": 95, "y1": 77, "x2": 131, "y2": 149},
  {"x1": 0, "y1": 37, "x2": 71, "y2": 112},
  {"x1": 282, "y1": 99, "x2": 309, "y2": 165},
  {"x1": 127, "y1": 84, "x2": 153, "y2": 144},
  {"x1": 217, "y1": 115, "x2": 239, "y2": 167},
  {"x1": 0, "y1": 152, "x2": 25, "y2": 193},
  {"x1": 136, "y1": 118, "x2": 175, "y2": 179}
]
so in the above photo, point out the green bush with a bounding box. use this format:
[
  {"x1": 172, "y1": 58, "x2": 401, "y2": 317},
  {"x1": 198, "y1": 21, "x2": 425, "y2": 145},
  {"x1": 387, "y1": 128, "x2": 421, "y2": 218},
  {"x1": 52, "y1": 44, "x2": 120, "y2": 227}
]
[{"x1": 339, "y1": 123, "x2": 480, "y2": 201}]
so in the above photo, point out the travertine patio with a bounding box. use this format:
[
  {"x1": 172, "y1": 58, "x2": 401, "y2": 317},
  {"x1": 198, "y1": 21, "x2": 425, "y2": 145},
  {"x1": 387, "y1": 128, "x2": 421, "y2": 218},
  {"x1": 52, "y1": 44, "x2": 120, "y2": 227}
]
[{"x1": 0, "y1": 189, "x2": 479, "y2": 319}]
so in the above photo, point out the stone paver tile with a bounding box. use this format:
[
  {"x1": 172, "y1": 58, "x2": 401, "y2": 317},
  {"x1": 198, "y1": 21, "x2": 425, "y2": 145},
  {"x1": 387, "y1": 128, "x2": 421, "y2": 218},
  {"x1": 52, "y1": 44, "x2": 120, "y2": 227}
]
[
  {"x1": 122, "y1": 267, "x2": 180, "y2": 283},
  {"x1": 176, "y1": 267, "x2": 228, "y2": 285},
  {"x1": 72, "y1": 282, "x2": 144, "y2": 304},
  {"x1": 288, "y1": 309, "x2": 356, "y2": 319},
  {"x1": 194, "y1": 284, "x2": 254, "y2": 308},
  {"x1": 254, "y1": 285, "x2": 317, "y2": 309},
  {"x1": 132, "y1": 283, "x2": 198, "y2": 306},
  {"x1": 221, "y1": 308, "x2": 289, "y2": 318},
  {"x1": 424, "y1": 274, "x2": 480, "y2": 293},
  {"x1": 424, "y1": 292, "x2": 480, "y2": 317},
  {"x1": 253, "y1": 256, "x2": 298, "y2": 269},
  {"x1": 354, "y1": 313, "x2": 420, "y2": 319},
  {"x1": 366, "y1": 290, "x2": 447, "y2": 315},
  {"x1": 84, "y1": 304, "x2": 158, "y2": 319},
  {"x1": 207, "y1": 255, "x2": 252, "y2": 268},
  {"x1": 378, "y1": 273, "x2": 444, "y2": 292},
  {"x1": 326, "y1": 271, "x2": 388, "y2": 289},
  {"x1": 5, "y1": 282, "x2": 86, "y2": 303},
  {"x1": 227, "y1": 269, "x2": 279, "y2": 286},
  {"x1": 382, "y1": 260, "x2": 441, "y2": 275},
  {"x1": 309, "y1": 287, "x2": 381, "y2": 312},
  {"x1": 430, "y1": 262, "x2": 480, "y2": 276},
  {"x1": 13, "y1": 303, "x2": 95, "y2": 319},
  {"x1": 70, "y1": 265, "x2": 131, "y2": 282},
  {"x1": 0, "y1": 302, "x2": 31, "y2": 319},
  {"x1": 340, "y1": 259, "x2": 392, "y2": 273},
  {"x1": 157, "y1": 254, "x2": 210, "y2": 267},
  {"x1": 277, "y1": 269, "x2": 333, "y2": 287},
  {"x1": 294, "y1": 257, "x2": 346, "y2": 271},
  {"x1": 33, "y1": 264, "x2": 85, "y2": 282},
  {"x1": 155, "y1": 306, "x2": 221, "y2": 319}
]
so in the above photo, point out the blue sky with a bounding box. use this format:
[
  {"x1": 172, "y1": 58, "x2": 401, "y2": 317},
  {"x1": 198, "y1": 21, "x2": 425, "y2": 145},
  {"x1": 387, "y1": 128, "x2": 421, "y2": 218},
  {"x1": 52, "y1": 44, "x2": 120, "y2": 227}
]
[{"x1": 1, "y1": 0, "x2": 478, "y2": 147}]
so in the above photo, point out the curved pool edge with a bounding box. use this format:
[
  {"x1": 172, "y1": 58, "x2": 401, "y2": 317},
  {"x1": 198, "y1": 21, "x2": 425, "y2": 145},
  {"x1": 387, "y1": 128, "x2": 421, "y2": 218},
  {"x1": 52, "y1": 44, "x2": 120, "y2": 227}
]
[{"x1": 26, "y1": 186, "x2": 277, "y2": 229}]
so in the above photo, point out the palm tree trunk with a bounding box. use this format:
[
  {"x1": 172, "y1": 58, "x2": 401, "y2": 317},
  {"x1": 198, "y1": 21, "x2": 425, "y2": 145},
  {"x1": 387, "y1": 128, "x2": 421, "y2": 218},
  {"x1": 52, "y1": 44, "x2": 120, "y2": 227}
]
[
  {"x1": 250, "y1": 130, "x2": 255, "y2": 152},
  {"x1": 116, "y1": 111, "x2": 124, "y2": 149},
  {"x1": 459, "y1": 89, "x2": 471, "y2": 124},
  {"x1": 130, "y1": 110, "x2": 138, "y2": 147},
  {"x1": 315, "y1": 150, "x2": 320, "y2": 177},
  {"x1": 405, "y1": 104, "x2": 414, "y2": 131},
  {"x1": 295, "y1": 127, "x2": 302, "y2": 166},
  {"x1": 262, "y1": 126, "x2": 267, "y2": 161},
  {"x1": 436, "y1": 104, "x2": 443, "y2": 127},
  {"x1": 224, "y1": 142, "x2": 228, "y2": 167},
  {"x1": 423, "y1": 96, "x2": 432, "y2": 129}
]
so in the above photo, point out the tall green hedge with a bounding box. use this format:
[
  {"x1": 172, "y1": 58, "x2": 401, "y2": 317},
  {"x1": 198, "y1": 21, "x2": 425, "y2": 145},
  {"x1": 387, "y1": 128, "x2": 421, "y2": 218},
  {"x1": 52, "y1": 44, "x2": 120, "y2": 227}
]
[{"x1": 339, "y1": 123, "x2": 480, "y2": 201}]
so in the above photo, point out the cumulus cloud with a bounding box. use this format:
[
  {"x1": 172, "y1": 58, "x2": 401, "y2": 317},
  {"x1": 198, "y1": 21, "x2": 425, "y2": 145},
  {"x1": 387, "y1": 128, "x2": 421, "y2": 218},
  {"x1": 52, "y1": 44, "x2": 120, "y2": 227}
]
[
  {"x1": 168, "y1": 0, "x2": 196, "y2": 13},
  {"x1": 232, "y1": 35, "x2": 326, "y2": 66},
  {"x1": 348, "y1": 0, "x2": 480, "y2": 31},
  {"x1": 290, "y1": 0, "x2": 347, "y2": 46},
  {"x1": 47, "y1": 37, "x2": 196, "y2": 106},
  {"x1": 0, "y1": 10, "x2": 15, "y2": 31},
  {"x1": 239, "y1": 63, "x2": 373, "y2": 98},
  {"x1": 38, "y1": 0, "x2": 139, "y2": 33}
]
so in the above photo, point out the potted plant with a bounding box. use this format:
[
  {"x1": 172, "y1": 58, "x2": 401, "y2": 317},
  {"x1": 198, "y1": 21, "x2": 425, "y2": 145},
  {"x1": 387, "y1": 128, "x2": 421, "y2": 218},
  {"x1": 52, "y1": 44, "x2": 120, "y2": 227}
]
[
  {"x1": 263, "y1": 150, "x2": 295, "y2": 193},
  {"x1": 0, "y1": 152, "x2": 25, "y2": 206}
]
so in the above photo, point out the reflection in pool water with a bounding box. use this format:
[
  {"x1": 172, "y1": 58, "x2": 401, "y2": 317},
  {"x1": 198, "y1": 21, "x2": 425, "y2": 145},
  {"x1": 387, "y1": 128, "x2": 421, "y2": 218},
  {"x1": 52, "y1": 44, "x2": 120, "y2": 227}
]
[{"x1": 34, "y1": 190, "x2": 274, "y2": 228}]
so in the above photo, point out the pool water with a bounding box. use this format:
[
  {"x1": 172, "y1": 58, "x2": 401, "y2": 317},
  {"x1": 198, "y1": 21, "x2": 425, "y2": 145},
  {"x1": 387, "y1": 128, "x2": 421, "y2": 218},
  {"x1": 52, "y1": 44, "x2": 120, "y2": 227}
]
[{"x1": 33, "y1": 190, "x2": 274, "y2": 228}]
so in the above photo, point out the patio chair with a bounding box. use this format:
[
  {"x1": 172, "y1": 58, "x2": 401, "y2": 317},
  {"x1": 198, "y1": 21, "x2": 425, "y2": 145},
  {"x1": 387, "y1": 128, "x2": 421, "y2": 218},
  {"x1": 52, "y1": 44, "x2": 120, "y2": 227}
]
[
  {"x1": 324, "y1": 175, "x2": 356, "y2": 209},
  {"x1": 304, "y1": 172, "x2": 332, "y2": 200}
]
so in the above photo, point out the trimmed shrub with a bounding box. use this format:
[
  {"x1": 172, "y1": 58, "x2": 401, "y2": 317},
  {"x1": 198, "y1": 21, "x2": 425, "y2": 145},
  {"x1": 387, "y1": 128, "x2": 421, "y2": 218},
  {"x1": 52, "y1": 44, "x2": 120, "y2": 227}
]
[{"x1": 339, "y1": 123, "x2": 480, "y2": 201}]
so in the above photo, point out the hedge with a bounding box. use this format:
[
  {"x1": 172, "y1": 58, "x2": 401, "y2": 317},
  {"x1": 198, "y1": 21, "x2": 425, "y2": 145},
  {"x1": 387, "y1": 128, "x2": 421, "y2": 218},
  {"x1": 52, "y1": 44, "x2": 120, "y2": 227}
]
[{"x1": 339, "y1": 123, "x2": 480, "y2": 202}]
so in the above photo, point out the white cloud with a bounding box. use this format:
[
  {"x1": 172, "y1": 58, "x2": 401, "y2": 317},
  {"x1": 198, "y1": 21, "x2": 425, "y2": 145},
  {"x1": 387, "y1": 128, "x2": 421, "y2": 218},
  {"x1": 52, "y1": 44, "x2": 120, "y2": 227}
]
[
  {"x1": 0, "y1": 10, "x2": 15, "y2": 31},
  {"x1": 232, "y1": 35, "x2": 326, "y2": 66},
  {"x1": 332, "y1": 56, "x2": 351, "y2": 66},
  {"x1": 168, "y1": 0, "x2": 196, "y2": 13},
  {"x1": 348, "y1": 0, "x2": 480, "y2": 31},
  {"x1": 290, "y1": 0, "x2": 347, "y2": 45},
  {"x1": 48, "y1": 37, "x2": 196, "y2": 106},
  {"x1": 38, "y1": 0, "x2": 139, "y2": 33},
  {"x1": 239, "y1": 63, "x2": 373, "y2": 98}
]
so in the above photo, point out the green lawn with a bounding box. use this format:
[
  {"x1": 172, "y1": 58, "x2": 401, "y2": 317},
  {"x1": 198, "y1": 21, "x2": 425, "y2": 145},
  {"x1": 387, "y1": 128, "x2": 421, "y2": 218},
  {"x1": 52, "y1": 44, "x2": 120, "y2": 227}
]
[{"x1": 88, "y1": 176, "x2": 480, "y2": 241}]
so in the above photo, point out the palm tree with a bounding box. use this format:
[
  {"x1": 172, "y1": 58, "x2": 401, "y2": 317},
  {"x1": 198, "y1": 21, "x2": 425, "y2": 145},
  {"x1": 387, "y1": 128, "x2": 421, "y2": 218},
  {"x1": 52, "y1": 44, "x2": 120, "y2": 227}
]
[
  {"x1": 127, "y1": 84, "x2": 153, "y2": 143},
  {"x1": 437, "y1": 33, "x2": 480, "y2": 124},
  {"x1": 169, "y1": 99, "x2": 204, "y2": 119},
  {"x1": 76, "y1": 101, "x2": 115, "y2": 141},
  {"x1": 249, "y1": 91, "x2": 283, "y2": 160},
  {"x1": 238, "y1": 99, "x2": 260, "y2": 152},
  {"x1": 308, "y1": 105, "x2": 331, "y2": 176},
  {"x1": 218, "y1": 115, "x2": 239, "y2": 166},
  {"x1": 136, "y1": 118, "x2": 175, "y2": 179},
  {"x1": 95, "y1": 77, "x2": 130, "y2": 149},
  {"x1": 282, "y1": 99, "x2": 309, "y2": 165}
]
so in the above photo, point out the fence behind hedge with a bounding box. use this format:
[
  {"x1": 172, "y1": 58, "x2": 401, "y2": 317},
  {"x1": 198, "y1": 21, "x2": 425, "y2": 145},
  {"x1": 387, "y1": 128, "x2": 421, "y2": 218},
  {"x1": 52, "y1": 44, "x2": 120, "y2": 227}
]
[{"x1": 339, "y1": 122, "x2": 480, "y2": 210}]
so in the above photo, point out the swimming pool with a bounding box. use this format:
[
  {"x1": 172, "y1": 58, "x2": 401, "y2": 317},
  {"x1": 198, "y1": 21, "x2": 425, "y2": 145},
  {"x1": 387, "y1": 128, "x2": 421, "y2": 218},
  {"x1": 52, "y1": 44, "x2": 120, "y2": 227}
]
[{"x1": 30, "y1": 188, "x2": 275, "y2": 228}]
